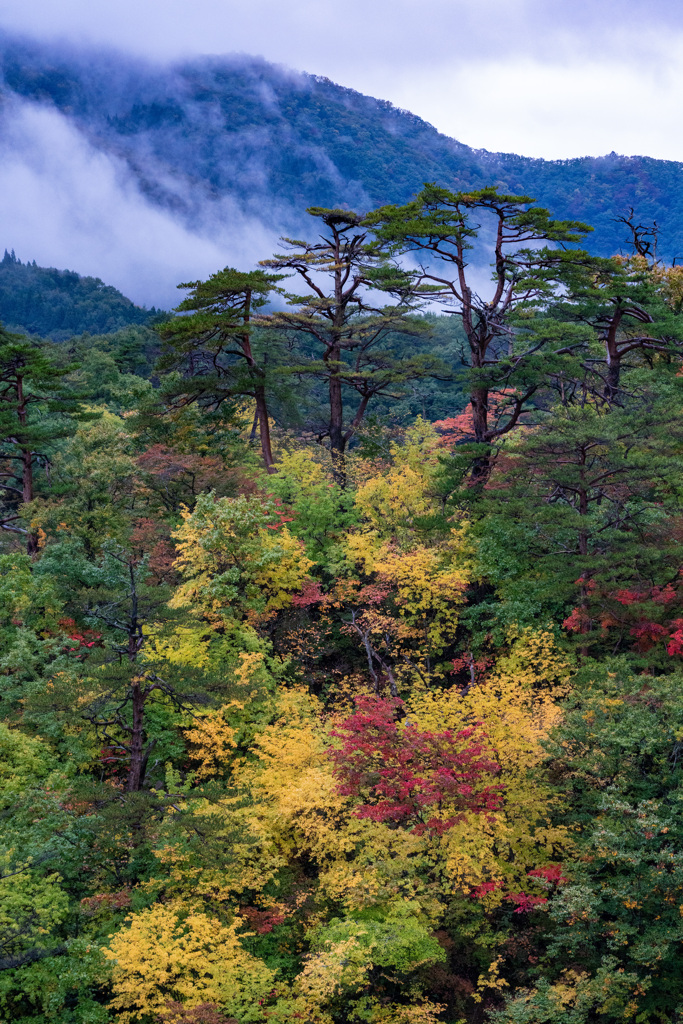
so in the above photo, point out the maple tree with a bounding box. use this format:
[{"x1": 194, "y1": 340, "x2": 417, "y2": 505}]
[{"x1": 330, "y1": 694, "x2": 503, "y2": 833}]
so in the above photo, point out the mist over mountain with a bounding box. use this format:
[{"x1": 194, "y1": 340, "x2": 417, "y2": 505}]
[{"x1": 2, "y1": 33, "x2": 683, "y2": 306}]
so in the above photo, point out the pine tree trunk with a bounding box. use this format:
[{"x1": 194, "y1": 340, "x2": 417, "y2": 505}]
[
  {"x1": 126, "y1": 680, "x2": 145, "y2": 792},
  {"x1": 17, "y1": 374, "x2": 38, "y2": 554},
  {"x1": 469, "y1": 385, "x2": 491, "y2": 485},
  {"x1": 241, "y1": 295, "x2": 275, "y2": 473},
  {"x1": 605, "y1": 359, "x2": 621, "y2": 404},
  {"x1": 328, "y1": 365, "x2": 346, "y2": 487},
  {"x1": 254, "y1": 383, "x2": 275, "y2": 472}
]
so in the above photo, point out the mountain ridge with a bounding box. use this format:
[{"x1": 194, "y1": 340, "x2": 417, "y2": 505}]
[
  {"x1": 1, "y1": 34, "x2": 683, "y2": 267},
  {"x1": 0, "y1": 248, "x2": 160, "y2": 340}
]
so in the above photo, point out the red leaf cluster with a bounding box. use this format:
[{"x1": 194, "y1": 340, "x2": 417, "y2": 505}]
[
  {"x1": 59, "y1": 617, "x2": 102, "y2": 654},
  {"x1": 528, "y1": 863, "x2": 568, "y2": 885},
  {"x1": 80, "y1": 889, "x2": 132, "y2": 915},
  {"x1": 629, "y1": 621, "x2": 669, "y2": 652},
  {"x1": 264, "y1": 495, "x2": 295, "y2": 530},
  {"x1": 667, "y1": 625, "x2": 683, "y2": 656},
  {"x1": 330, "y1": 696, "x2": 504, "y2": 835},
  {"x1": 240, "y1": 906, "x2": 286, "y2": 934},
  {"x1": 291, "y1": 581, "x2": 324, "y2": 607},
  {"x1": 504, "y1": 892, "x2": 548, "y2": 914},
  {"x1": 470, "y1": 863, "x2": 566, "y2": 912}
]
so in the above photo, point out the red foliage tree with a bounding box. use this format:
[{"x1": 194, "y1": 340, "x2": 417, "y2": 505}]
[{"x1": 330, "y1": 695, "x2": 503, "y2": 835}]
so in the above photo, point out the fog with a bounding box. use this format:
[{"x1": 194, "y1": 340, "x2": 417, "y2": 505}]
[{"x1": 0, "y1": 96, "x2": 280, "y2": 308}]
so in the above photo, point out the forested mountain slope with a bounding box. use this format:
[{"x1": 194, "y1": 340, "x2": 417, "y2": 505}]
[
  {"x1": 2, "y1": 34, "x2": 683, "y2": 257},
  {"x1": 0, "y1": 250, "x2": 160, "y2": 339}
]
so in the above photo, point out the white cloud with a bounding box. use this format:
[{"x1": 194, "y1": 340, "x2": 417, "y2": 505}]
[
  {"x1": 379, "y1": 45, "x2": 683, "y2": 160},
  {"x1": 0, "y1": 97, "x2": 278, "y2": 307}
]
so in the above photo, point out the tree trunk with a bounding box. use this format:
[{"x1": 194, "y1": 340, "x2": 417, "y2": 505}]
[
  {"x1": 577, "y1": 466, "x2": 591, "y2": 659},
  {"x1": 328, "y1": 355, "x2": 346, "y2": 486},
  {"x1": 17, "y1": 375, "x2": 37, "y2": 554},
  {"x1": 603, "y1": 310, "x2": 623, "y2": 405},
  {"x1": 126, "y1": 680, "x2": 145, "y2": 792},
  {"x1": 468, "y1": 385, "x2": 492, "y2": 486},
  {"x1": 254, "y1": 383, "x2": 275, "y2": 473},
  {"x1": 241, "y1": 295, "x2": 275, "y2": 473},
  {"x1": 22, "y1": 448, "x2": 38, "y2": 554},
  {"x1": 604, "y1": 358, "x2": 621, "y2": 404}
]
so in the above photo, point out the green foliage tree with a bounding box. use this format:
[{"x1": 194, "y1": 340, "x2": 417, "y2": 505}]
[
  {"x1": 368, "y1": 186, "x2": 593, "y2": 482},
  {"x1": 157, "y1": 268, "x2": 284, "y2": 472},
  {"x1": 0, "y1": 327, "x2": 93, "y2": 551},
  {"x1": 260, "y1": 207, "x2": 440, "y2": 483}
]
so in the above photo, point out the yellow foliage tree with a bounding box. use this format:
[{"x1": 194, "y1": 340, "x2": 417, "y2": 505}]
[
  {"x1": 103, "y1": 903, "x2": 276, "y2": 1023},
  {"x1": 170, "y1": 492, "x2": 313, "y2": 628},
  {"x1": 346, "y1": 421, "x2": 473, "y2": 668}
]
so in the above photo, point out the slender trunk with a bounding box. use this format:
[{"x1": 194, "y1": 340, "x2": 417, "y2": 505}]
[
  {"x1": 254, "y1": 383, "x2": 275, "y2": 473},
  {"x1": 604, "y1": 310, "x2": 622, "y2": 405},
  {"x1": 242, "y1": 290, "x2": 275, "y2": 473},
  {"x1": 468, "y1": 385, "x2": 491, "y2": 486},
  {"x1": 126, "y1": 681, "x2": 145, "y2": 792},
  {"x1": 328, "y1": 352, "x2": 346, "y2": 486},
  {"x1": 16, "y1": 374, "x2": 37, "y2": 554},
  {"x1": 22, "y1": 448, "x2": 36, "y2": 555},
  {"x1": 604, "y1": 358, "x2": 621, "y2": 404},
  {"x1": 577, "y1": 462, "x2": 590, "y2": 659},
  {"x1": 125, "y1": 566, "x2": 145, "y2": 792}
]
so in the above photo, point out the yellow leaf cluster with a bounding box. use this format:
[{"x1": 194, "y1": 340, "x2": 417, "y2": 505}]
[
  {"x1": 233, "y1": 689, "x2": 350, "y2": 863},
  {"x1": 183, "y1": 709, "x2": 237, "y2": 781},
  {"x1": 103, "y1": 903, "x2": 275, "y2": 1023},
  {"x1": 170, "y1": 494, "x2": 313, "y2": 626}
]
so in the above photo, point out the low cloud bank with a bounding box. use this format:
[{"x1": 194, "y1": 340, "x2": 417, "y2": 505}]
[{"x1": 0, "y1": 97, "x2": 278, "y2": 308}]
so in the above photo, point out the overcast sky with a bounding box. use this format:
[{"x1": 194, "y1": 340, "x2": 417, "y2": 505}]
[{"x1": 1, "y1": 0, "x2": 682, "y2": 160}]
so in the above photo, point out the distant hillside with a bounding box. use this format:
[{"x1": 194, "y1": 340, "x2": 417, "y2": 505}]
[
  {"x1": 2, "y1": 36, "x2": 683, "y2": 260},
  {"x1": 0, "y1": 250, "x2": 160, "y2": 340}
]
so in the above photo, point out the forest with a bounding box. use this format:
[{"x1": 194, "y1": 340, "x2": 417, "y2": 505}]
[
  {"x1": 2, "y1": 186, "x2": 683, "y2": 1024},
  {"x1": 0, "y1": 251, "x2": 160, "y2": 342}
]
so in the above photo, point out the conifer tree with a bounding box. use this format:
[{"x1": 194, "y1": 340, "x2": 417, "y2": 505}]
[
  {"x1": 368, "y1": 186, "x2": 592, "y2": 482},
  {"x1": 260, "y1": 208, "x2": 438, "y2": 483},
  {"x1": 156, "y1": 268, "x2": 283, "y2": 472},
  {"x1": 0, "y1": 327, "x2": 90, "y2": 552},
  {"x1": 558, "y1": 251, "x2": 683, "y2": 403}
]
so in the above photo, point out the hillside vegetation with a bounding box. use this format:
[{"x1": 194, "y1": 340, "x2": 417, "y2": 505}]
[
  {"x1": 1, "y1": 116, "x2": 683, "y2": 1024},
  {"x1": 0, "y1": 250, "x2": 160, "y2": 340}
]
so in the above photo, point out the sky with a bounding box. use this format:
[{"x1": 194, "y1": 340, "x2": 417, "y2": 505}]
[{"x1": 1, "y1": 0, "x2": 682, "y2": 161}]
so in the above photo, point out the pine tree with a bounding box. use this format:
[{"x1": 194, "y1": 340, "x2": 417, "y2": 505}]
[
  {"x1": 368, "y1": 186, "x2": 592, "y2": 483},
  {"x1": 156, "y1": 268, "x2": 283, "y2": 472},
  {"x1": 260, "y1": 208, "x2": 438, "y2": 484},
  {"x1": 0, "y1": 327, "x2": 91, "y2": 552}
]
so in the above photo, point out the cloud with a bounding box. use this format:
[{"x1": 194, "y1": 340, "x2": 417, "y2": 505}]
[
  {"x1": 0, "y1": 96, "x2": 278, "y2": 307},
  {"x1": 382, "y1": 47, "x2": 683, "y2": 160}
]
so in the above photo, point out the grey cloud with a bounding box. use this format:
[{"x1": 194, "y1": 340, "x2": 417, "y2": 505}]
[
  {"x1": 1, "y1": 0, "x2": 680, "y2": 165},
  {"x1": 2, "y1": 0, "x2": 680, "y2": 70}
]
